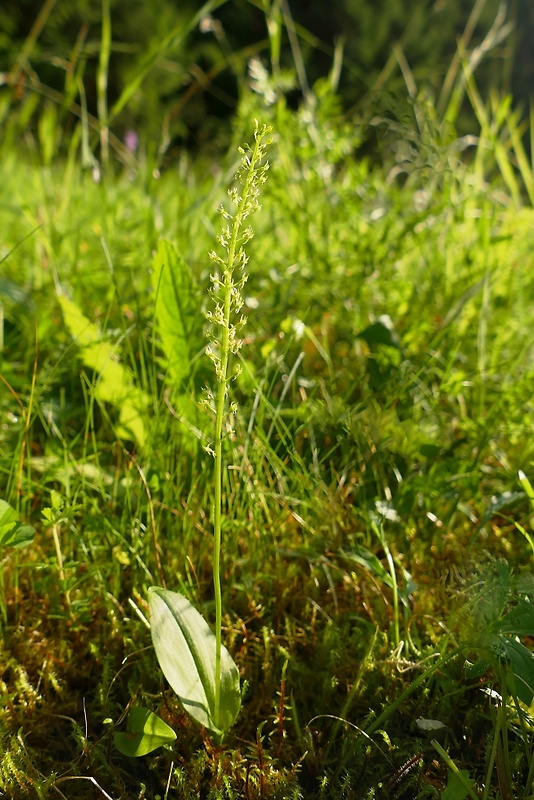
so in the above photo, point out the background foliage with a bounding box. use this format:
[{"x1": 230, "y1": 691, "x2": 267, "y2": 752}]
[
  {"x1": 1, "y1": 1, "x2": 534, "y2": 798},
  {"x1": 0, "y1": 0, "x2": 529, "y2": 157}
]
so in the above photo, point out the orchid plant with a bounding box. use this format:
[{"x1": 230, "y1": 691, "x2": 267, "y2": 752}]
[{"x1": 115, "y1": 121, "x2": 272, "y2": 756}]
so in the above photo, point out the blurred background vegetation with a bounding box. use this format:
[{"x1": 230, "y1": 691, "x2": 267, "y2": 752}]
[{"x1": 0, "y1": 0, "x2": 530, "y2": 166}]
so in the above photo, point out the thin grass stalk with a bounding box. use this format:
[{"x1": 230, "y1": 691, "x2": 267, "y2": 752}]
[
  {"x1": 97, "y1": 0, "x2": 111, "y2": 170},
  {"x1": 17, "y1": 334, "x2": 38, "y2": 510},
  {"x1": 432, "y1": 739, "x2": 480, "y2": 800},
  {"x1": 51, "y1": 519, "x2": 71, "y2": 615},
  {"x1": 438, "y1": 0, "x2": 487, "y2": 119},
  {"x1": 481, "y1": 692, "x2": 503, "y2": 800},
  {"x1": 279, "y1": 0, "x2": 310, "y2": 104},
  {"x1": 507, "y1": 110, "x2": 534, "y2": 206},
  {"x1": 497, "y1": 689, "x2": 512, "y2": 798},
  {"x1": 464, "y1": 70, "x2": 523, "y2": 205},
  {"x1": 372, "y1": 520, "x2": 400, "y2": 648},
  {"x1": 3, "y1": 70, "x2": 135, "y2": 168},
  {"x1": 62, "y1": 24, "x2": 89, "y2": 115},
  {"x1": 265, "y1": 0, "x2": 282, "y2": 80},
  {"x1": 521, "y1": 714, "x2": 534, "y2": 795},
  {"x1": 366, "y1": 645, "x2": 465, "y2": 737},
  {"x1": 108, "y1": 0, "x2": 227, "y2": 124},
  {"x1": 509, "y1": 690, "x2": 534, "y2": 795},
  {"x1": 441, "y1": 0, "x2": 511, "y2": 128},
  {"x1": 9, "y1": 0, "x2": 59, "y2": 87}
]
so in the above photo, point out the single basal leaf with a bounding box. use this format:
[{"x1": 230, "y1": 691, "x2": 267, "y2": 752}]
[
  {"x1": 114, "y1": 707, "x2": 176, "y2": 757},
  {"x1": 148, "y1": 587, "x2": 241, "y2": 738}
]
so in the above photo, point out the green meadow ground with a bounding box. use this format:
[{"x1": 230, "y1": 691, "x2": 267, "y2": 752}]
[{"x1": 1, "y1": 54, "x2": 534, "y2": 800}]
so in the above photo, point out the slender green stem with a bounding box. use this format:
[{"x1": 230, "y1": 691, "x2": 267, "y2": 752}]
[
  {"x1": 211, "y1": 123, "x2": 271, "y2": 726},
  {"x1": 432, "y1": 739, "x2": 480, "y2": 800},
  {"x1": 212, "y1": 282, "x2": 231, "y2": 725},
  {"x1": 97, "y1": 0, "x2": 111, "y2": 171},
  {"x1": 52, "y1": 520, "x2": 71, "y2": 614},
  {"x1": 481, "y1": 711, "x2": 500, "y2": 800},
  {"x1": 372, "y1": 520, "x2": 400, "y2": 648}
]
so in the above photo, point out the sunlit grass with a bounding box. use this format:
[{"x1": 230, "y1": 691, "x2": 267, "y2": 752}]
[{"x1": 1, "y1": 3, "x2": 534, "y2": 797}]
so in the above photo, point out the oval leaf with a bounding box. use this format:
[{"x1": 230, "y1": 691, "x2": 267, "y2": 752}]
[
  {"x1": 114, "y1": 707, "x2": 176, "y2": 757},
  {"x1": 148, "y1": 587, "x2": 241, "y2": 737}
]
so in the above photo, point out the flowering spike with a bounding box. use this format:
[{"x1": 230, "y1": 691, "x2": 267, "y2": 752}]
[{"x1": 202, "y1": 122, "x2": 272, "y2": 726}]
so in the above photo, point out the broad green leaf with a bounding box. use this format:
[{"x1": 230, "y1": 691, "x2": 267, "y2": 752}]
[
  {"x1": 114, "y1": 707, "x2": 176, "y2": 757},
  {"x1": 493, "y1": 635, "x2": 534, "y2": 706},
  {"x1": 0, "y1": 500, "x2": 35, "y2": 548},
  {"x1": 151, "y1": 239, "x2": 200, "y2": 389},
  {"x1": 441, "y1": 769, "x2": 476, "y2": 800},
  {"x1": 148, "y1": 587, "x2": 241, "y2": 738},
  {"x1": 516, "y1": 572, "x2": 534, "y2": 598},
  {"x1": 58, "y1": 295, "x2": 101, "y2": 346},
  {"x1": 116, "y1": 398, "x2": 148, "y2": 448},
  {"x1": 492, "y1": 600, "x2": 534, "y2": 637},
  {"x1": 4, "y1": 522, "x2": 35, "y2": 548},
  {"x1": 0, "y1": 499, "x2": 17, "y2": 530},
  {"x1": 464, "y1": 657, "x2": 490, "y2": 681},
  {"x1": 58, "y1": 295, "x2": 149, "y2": 446}
]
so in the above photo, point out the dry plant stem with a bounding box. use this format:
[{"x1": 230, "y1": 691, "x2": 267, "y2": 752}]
[{"x1": 210, "y1": 123, "x2": 271, "y2": 725}]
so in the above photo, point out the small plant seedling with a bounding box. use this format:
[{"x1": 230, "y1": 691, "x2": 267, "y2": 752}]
[
  {"x1": 113, "y1": 707, "x2": 176, "y2": 757},
  {"x1": 148, "y1": 587, "x2": 241, "y2": 738}
]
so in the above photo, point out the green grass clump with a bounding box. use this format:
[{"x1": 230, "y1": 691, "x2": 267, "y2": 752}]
[{"x1": 1, "y1": 3, "x2": 534, "y2": 798}]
